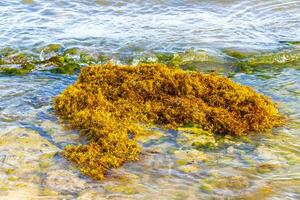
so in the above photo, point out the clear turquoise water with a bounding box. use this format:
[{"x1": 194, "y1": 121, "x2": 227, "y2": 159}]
[{"x1": 0, "y1": 1, "x2": 300, "y2": 199}]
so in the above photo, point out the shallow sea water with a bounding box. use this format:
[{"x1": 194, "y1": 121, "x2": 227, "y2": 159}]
[{"x1": 0, "y1": 0, "x2": 300, "y2": 199}]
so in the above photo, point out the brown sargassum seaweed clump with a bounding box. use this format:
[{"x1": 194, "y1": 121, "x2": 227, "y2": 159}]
[{"x1": 54, "y1": 63, "x2": 282, "y2": 180}]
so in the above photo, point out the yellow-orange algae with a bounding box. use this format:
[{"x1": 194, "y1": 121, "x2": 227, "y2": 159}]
[{"x1": 54, "y1": 63, "x2": 282, "y2": 180}]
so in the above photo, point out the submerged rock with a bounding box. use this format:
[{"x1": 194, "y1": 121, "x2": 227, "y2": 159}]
[
  {"x1": 174, "y1": 149, "x2": 208, "y2": 163},
  {"x1": 217, "y1": 176, "x2": 250, "y2": 190},
  {"x1": 104, "y1": 184, "x2": 139, "y2": 195},
  {"x1": 176, "y1": 127, "x2": 217, "y2": 150},
  {"x1": 202, "y1": 175, "x2": 250, "y2": 191},
  {"x1": 0, "y1": 127, "x2": 58, "y2": 174},
  {"x1": 254, "y1": 145, "x2": 278, "y2": 161},
  {"x1": 177, "y1": 164, "x2": 199, "y2": 173},
  {"x1": 256, "y1": 162, "x2": 281, "y2": 174},
  {"x1": 45, "y1": 170, "x2": 86, "y2": 193},
  {"x1": 54, "y1": 63, "x2": 282, "y2": 180}
]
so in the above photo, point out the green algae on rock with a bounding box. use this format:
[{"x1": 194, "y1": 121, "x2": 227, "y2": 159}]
[
  {"x1": 134, "y1": 49, "x2": 223, "y2": 72},
  {"x1": 224, "y1": 49, "x2": 300, "y2": 73},
  {"x1": 223, "y1": 48, "x2": 256, "y2": 59},
  {"x1": 241, "y1": 50, "x2": 300, "y2": 67},
  {"x1": 176, "y1": 127, "x2": 218, "y2": 150},
  {"x1": 38, "y1": 44, "x2": 63, "y2": 53},
  {"x1": 0, "y1": 46, "x2": 104, "y2": 75},
  {"x1": 54, "y1": 63, "x2": 282, "y2": 180},
  {"x1": 1, "y1": 46, "x2": 300, "y2": 76},
  {"x1": 0, "y1": 62, "x2": 36, "y2": 75}
]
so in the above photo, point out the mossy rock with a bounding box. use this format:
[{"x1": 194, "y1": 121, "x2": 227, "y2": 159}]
[
  {"x1": 244, "y1": 50, "x2": 300, "y2": 67},
  {"x1": 0, "y1": 67, "x2": 31, "y2": 75},
  {"x1": 223, "y1": 48, "x2": 256, "y2": 59},
  {"x1": 174, "y1": 49, "x2": 214, "y2": 63},
  {"x1": 50, "y1": 63, "x2": 80, "y2": 74},
  {"x1": 8, "y1": 53, "x2": 31, "y2": 64},
  {"x1": 193, "y1": 141, "x2": 217, "y2": 150},
  {"x1": 64, "y1": 48, "x2": 79, "y2": 55},
  {"x1": 46, "y1": 56, "x2": 65, "y2": 66},
  {"x1": 97, "y1": 54, "x2": 110, "y2": 63},
  {"x1": 233, "y1": 50, "x2": 300, "y2": 73},
  {"x1": 80, "y1": 52, "x2": 96, "y2": 64},
  {"x1": 223, "y1": 49, "x2": 300, "y2": 73},
  {"x1": 0, "y1": 59, "x2": 35, "y2": 75},
  {"x1": 21, "y1": 62, "x2": 35, "y2": 70},
  {"x1": 39, "y1": 44, "x2": 62, "y2": 53},
  {"x1": 156, "y1": 52, "x2": 174, "y2": 64}
]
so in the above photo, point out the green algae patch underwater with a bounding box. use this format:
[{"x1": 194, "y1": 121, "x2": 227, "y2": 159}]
[{"x1": 54, "y1": 63, "x2": 282, "y2": 180}]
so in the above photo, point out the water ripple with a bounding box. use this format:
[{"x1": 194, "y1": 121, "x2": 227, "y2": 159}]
[{"x1": 0, "y1": 0, "x2": 299, "y2": 52}]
